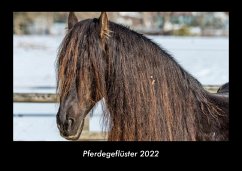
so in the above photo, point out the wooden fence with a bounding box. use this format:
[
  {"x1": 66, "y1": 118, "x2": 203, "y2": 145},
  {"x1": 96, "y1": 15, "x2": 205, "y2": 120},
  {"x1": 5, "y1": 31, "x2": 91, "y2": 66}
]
[{"x1": 13, "y1": 85, "x2": 220, "y2": 141}]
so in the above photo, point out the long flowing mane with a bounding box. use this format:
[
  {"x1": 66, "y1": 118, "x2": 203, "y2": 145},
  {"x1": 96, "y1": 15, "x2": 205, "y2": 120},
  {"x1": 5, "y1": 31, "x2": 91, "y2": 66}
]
[{"x1": 57, "y1": 17, "x2": 228, "y2": 141}]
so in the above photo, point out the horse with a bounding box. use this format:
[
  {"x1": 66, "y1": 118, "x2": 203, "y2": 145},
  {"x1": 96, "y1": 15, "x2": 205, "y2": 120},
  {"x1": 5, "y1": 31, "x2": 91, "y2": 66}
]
[{"x1": 56, "y1": 12, "x2": 229, "y2": 141}]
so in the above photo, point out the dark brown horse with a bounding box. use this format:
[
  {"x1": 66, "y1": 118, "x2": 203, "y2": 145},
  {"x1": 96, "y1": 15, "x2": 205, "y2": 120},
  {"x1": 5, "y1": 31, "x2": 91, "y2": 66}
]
[{"x1": 56, "y1": 12, "x2": 229, "y2": 141}]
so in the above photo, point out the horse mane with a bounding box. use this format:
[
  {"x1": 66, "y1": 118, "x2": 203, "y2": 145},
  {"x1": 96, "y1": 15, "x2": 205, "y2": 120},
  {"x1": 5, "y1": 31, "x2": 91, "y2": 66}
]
[{"x1": 57, "y1": 18, "x2": 228, "y2": 141}]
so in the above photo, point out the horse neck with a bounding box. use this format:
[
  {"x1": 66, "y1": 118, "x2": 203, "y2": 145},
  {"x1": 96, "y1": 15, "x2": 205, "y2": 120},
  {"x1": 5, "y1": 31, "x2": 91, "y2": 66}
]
[
  {"x1": 169, "y1": 65, "x2": 229, "y2": 140},
  {"x1": 103, "y1": 33, "x2": 227, "y2": 141}
]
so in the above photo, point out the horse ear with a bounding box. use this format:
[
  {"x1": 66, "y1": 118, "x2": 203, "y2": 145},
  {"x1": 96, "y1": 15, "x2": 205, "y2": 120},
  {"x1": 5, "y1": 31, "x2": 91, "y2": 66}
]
[
  {"x1": 99, "y1": 12, "x2": 110, "y2": 39},
  {"x1": 68, "y1": 12, "x2": 78, "y2": 29}
]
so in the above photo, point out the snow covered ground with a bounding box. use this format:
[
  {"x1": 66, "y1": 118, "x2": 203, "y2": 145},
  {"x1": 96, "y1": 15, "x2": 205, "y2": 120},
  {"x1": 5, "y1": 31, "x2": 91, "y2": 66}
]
[{"x1": 13, "y1": 35, "x2": 228, "y2": 141}]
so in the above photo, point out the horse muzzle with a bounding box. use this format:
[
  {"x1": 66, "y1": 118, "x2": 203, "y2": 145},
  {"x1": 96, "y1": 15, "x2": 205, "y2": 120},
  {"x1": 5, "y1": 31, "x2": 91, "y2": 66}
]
[{"x1": 57, "y1": 118, "x2": 85, "y2": 140}]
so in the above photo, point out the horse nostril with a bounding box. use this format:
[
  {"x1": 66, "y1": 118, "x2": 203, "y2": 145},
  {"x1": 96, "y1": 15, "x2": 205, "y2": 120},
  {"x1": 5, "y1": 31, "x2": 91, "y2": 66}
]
[
  {"x1": 68, "y1": 118, "x2": 74, "y2": 126},
  {"x1": 56, "y1": 114, "x2": 62, "y2": 130},
  {"x1": 66, "y1": 118, "x2": 75, "y2": 132}
]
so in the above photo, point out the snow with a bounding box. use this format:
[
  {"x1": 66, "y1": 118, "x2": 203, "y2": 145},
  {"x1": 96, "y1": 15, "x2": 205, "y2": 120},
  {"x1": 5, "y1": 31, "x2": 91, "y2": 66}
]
[
  {"x1": 148, "y1": 36, "x2": 228, "y2": 85},
  {"x1": 14, "y1": 35, "x2": 63, "y2": 89},
  {"x1": 14, "y1": 35, "x2": 228, "y2": 91},
  {"x1": 13, "y1": 35, "x2": 228, "y2": 141},
  {"x1": 13, "y1": 117, "x2": 66, "y2": 141}
]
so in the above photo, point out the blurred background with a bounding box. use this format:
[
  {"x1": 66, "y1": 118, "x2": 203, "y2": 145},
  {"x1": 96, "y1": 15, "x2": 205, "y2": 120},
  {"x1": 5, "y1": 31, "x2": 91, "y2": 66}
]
[{"x1": 13, "y1": 12, "x2": 229, "y2": 141}]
